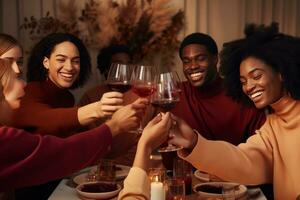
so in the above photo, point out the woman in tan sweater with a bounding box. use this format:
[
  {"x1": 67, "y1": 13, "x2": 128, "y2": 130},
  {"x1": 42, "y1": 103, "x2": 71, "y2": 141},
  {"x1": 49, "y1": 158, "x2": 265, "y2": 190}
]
[{"x1": 169, "y1": 24, "x2": 300, "y2": 199}]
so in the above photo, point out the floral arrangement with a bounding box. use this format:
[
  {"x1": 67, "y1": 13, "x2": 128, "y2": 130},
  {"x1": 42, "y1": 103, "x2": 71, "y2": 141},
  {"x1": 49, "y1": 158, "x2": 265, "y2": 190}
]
[{"x1": 21, "y1": 0, "x2": 184, "y2": 66}]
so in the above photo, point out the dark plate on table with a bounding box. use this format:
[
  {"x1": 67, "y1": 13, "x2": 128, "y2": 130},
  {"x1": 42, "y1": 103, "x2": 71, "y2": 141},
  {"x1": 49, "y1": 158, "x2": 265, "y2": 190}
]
[{"x1": 76, "y1": 182, "x2": 121, "y2": 199}]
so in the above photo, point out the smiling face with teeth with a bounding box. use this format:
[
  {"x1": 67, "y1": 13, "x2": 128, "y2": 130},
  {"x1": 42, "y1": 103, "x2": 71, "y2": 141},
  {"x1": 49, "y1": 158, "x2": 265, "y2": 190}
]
[
  {"x1": 239, "y1": 57, "x2": 284, "y2": 109},
  {"x1": 181, "y1": 44, "x2": 218, "y2": 87},
  {"x1": 43, "y1": 41, "x2": 80, "y2": 89}
]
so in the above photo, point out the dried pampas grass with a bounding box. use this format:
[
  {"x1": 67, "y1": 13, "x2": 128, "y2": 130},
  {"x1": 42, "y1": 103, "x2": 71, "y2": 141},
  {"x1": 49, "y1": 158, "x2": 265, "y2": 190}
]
[{"x1": 21, "y1": 0, "x2": 184, "y2": 66}]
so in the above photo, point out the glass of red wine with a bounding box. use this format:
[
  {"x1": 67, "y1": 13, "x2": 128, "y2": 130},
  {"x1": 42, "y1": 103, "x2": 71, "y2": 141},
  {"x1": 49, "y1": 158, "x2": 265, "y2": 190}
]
[
  {"x1": 151, "y1": 72, "x2": 180, "y2": 113},
  {"x1": 106, "y1": 63, "x2": 132, "y2": 93},
  {"x1": 151, "y1": 71, "x2": 182, "y2": 152},
  {"x1": 171, "y1": 71, "x2": 182, "y2": 94},
  {"x1": 131, "y1": 64, "x2": 156, "y2": 132}
]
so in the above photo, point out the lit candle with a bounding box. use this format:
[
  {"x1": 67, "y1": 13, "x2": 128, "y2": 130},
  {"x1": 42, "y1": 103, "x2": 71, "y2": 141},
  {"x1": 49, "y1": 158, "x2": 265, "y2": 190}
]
[{"x1": 150, "y1": 175, "x2": 165, "y2": 200}]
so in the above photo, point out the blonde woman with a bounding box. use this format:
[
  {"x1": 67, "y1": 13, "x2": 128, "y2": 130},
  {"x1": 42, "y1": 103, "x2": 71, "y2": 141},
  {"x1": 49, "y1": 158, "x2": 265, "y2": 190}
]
[{"x1": 0, "y1": 33, "x2": 23, "y2": 75}]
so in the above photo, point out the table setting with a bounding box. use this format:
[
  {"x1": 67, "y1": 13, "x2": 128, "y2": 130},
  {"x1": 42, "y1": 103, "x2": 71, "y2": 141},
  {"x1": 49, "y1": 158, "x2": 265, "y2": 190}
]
[
  {"x1": 48, "y1": 65, "x2": 267, "y2": 200},
  {"x1": 48, "y1": 156, "x2": 268, "y2": 200}
]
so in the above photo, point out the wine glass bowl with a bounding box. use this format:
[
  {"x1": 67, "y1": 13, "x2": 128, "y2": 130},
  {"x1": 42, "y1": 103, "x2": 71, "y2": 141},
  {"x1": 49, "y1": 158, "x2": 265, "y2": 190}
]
[
  {"x1": 150, "y1": 83, "x2": 180, "y2": 113},
  {"x1": 131, "y1": 65, "x2": 156, "y2": 97},
  {"x1": 170, "y1": 71, "x2": 182, "y2": 94},
  {"x1": 151, "y1": 72, "x2": 180, "y2": 113},
  {"x1": 106, "y1": 63, "x2": 132, "y2": 93},
  {"x1": 132, "y1": 84, "x2": 156, "y2": 97},
  {"x1": 131, "y1": 64, "x2": 156, "y2": 132}
]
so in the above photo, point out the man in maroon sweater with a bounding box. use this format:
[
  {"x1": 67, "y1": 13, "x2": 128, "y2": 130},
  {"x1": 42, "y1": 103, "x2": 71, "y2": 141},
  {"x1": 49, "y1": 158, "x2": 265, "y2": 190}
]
[{"x1": 172, "y1": 33, "x2": 266, "y2": 145}]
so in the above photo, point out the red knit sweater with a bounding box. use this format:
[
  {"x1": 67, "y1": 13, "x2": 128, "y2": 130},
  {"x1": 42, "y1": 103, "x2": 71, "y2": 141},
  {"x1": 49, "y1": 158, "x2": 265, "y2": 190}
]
[
  {"x1": 0, "y1": 124, "x2": 112, "y2": 191},
  {"x1": 11, "y1": 80, "x2": 81, "y2": 137}
]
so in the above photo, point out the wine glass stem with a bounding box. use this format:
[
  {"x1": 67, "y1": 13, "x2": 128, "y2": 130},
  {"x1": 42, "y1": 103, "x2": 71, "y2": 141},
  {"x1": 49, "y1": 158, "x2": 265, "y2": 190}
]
[{"x1": 137, "y1": 122, "x2": 143, "y2": 134}]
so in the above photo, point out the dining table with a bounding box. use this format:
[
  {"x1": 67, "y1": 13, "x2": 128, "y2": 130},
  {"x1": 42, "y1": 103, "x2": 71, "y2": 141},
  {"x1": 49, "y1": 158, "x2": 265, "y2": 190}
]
[{"x1": 48, "y1": 164, "x2": 268, "y2": 200}]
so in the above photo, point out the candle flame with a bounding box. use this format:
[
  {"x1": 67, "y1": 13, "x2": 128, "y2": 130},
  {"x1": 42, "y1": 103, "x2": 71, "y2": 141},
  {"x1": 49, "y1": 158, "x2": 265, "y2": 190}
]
[{"x1": 155, "y1": 175, "x2": 159, "y2": 182}]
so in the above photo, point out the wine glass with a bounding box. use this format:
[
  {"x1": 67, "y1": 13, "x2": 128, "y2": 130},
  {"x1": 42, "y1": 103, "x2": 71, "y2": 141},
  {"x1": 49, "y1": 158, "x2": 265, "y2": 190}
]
[
  {"x1": 151, "y1": 72, "x2": 180, "y2": 113},
  {"x1": 170, "y1": 71, "x2": 182, "y2": 94},
  {"x1": 131, "y1": 64, "x2": 156, "y2": 133},
  {"x1": 106, "y1": 63, "x2": 132, "y2": 93},
  {"x1": 151, "y1": 71, "x2": 182, "y2": 152}
]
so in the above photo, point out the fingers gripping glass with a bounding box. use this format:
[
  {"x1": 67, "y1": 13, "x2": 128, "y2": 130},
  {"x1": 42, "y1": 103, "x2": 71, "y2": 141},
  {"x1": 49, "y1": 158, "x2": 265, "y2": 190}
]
[{"x1": 151, "y1": 71, "x2": 182, "y2": 152}]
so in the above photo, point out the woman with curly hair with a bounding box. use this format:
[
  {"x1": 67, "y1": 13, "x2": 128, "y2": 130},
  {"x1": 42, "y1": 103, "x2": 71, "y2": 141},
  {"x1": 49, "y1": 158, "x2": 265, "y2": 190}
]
[
  {"x1": 11, "y1": 33, "x2": 128, "y2": 136},
  {"x1": 169, "y1": 23, "x2": 300, "y2": 199},
  {"x1": 10, "y1": 33, "x2": 146, "y2": 199},
  {"x1": 0, "y1": 33, "x2": 23, "y2": 76}
]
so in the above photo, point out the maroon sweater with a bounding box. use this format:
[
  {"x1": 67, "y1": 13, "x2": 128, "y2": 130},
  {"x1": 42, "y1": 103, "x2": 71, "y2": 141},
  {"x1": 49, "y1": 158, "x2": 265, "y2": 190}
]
[
  {"x1": 172, "y1": 77, "x2": 266, "y2": 145},
  {"x1": 11, "y1": 80, "x2": 81, "y2": 137},
  {"x1": 0, "y1": 124, "x2": 112, "y2": 191}
]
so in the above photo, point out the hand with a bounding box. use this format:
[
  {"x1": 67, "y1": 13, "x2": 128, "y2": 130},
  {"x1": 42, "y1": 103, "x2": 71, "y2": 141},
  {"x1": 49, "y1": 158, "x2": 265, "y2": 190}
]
[
  {"x1": 132, "y1": 112, "x2": 172, "y2": 171},
  {"x1": 96, "y1": 92, "x2": 124, "y2": 119},
  {"x1": 106, "y1": 98, "x2": 148, "y2": 136},
  {"x1": 168, "y1": 115, "x2": 198, "y2": 151},
  {"x1": 138, "y1": 112, "x2": 172, "y2": 153}
]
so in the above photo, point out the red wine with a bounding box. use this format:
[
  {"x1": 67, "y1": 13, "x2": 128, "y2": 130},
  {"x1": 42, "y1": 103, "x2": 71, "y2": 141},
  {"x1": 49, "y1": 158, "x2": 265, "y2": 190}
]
[
  {"x1": 169, "y1": 176, "x2": 192, "y2": 195},
  {"x1": 160, "y1": 150, "x2": 177, "y2": 171},
  {"x1": 184, "y1": 176, "x2": 192, "y2": 195},
  {"x1": 132, "y1": 85, "x2": 155, "y2": 97},
  {"x1": 107, "y1": 82, "x2": 132, "y2": 93},
  {"x1": 151, "y1": 99, "x2": 179, "y2": 112}
]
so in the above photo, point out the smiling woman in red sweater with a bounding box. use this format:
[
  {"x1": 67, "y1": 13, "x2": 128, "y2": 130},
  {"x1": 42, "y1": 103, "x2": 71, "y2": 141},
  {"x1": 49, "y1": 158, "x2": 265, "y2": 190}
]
[
  {"x1": 11, "y1": 33, "x2": 125, "y2": 136},
  {"x1": 7, "y1": 33, "x2": 147, "y2": 199}
]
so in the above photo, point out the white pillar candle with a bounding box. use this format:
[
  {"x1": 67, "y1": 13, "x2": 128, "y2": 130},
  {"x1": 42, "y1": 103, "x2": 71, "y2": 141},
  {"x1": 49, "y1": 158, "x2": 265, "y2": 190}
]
[{"x1": 150, "y1": 181, "x2": 165, "y2": 200}]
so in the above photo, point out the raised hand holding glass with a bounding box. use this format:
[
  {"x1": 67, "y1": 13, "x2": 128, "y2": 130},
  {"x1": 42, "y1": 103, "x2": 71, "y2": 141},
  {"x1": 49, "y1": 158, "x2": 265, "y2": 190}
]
[
  {"x1": 151, "y1": 71, "x2": 182, "y2": 152},
  {"x1": 131, "y1": 65, "x2": 156, "y2": 133}
]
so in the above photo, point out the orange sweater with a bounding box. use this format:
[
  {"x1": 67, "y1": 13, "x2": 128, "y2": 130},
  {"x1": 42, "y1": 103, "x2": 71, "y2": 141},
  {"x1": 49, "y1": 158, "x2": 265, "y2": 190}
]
[
  {"x1": 180, "y1": 95, "x2": 300, "y2": 199},
  {"x1": 118, "y1": 167, "x2": 150, "y2": 200}
]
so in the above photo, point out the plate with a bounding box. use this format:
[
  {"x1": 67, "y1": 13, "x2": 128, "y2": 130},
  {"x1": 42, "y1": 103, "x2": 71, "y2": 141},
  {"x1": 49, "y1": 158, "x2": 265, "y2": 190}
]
[
  {"x1": 76, "y1": 182, "x2": 121, "y2": 199},
  {"x1": 194, "y1": 170, "x2": 210, "y2": 182},
  {"x1": 73, "y1": 165, "x2": 131, "y2": 185},
  {"x1": 194, "y1": 170, "x2": 223, "y2": 182},
  {"x1": 193, "y1": 182, "x2": 247, "y2": 199}
]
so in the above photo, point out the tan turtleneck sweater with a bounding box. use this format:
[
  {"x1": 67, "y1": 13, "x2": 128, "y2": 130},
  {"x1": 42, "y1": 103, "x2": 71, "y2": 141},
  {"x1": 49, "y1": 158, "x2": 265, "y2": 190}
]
[{"x1": 180, "y1": 95, "x2": 300, "y2": 199}]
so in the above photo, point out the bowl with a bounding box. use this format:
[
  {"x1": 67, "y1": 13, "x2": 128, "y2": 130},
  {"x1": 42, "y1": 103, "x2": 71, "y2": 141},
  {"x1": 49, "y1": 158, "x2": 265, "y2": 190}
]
[
  {"x1": 73, "y1": 164, "x2": 131, "y2": 185},
  {"x1": 194, "y1": 170, "x2": 223, "y2": 182},
  {"x1": 76, "y1": 182, "x2": 121, "y2": 199},
  {"x1": 193, "y1": 182, "x2": 247, "y2": 200}
]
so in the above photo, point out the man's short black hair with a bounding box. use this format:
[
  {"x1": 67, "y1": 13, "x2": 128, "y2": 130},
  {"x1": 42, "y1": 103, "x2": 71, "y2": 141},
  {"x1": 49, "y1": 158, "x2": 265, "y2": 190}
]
[
  {"x1": 97, "y1": 44, "x2": 131, "y2": 74},
  {"x1": 179, "y1": 32, "x2": 218, "y2": 59}
]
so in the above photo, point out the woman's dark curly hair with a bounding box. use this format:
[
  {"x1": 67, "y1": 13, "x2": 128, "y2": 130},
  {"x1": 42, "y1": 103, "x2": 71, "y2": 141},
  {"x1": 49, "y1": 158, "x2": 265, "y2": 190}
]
[
  {"x1": 219, "y1": 22, "x2": 300, "y2": 106},
  {"x1": 27, "y1": 32, "x2": 91, "y2": 89}
]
